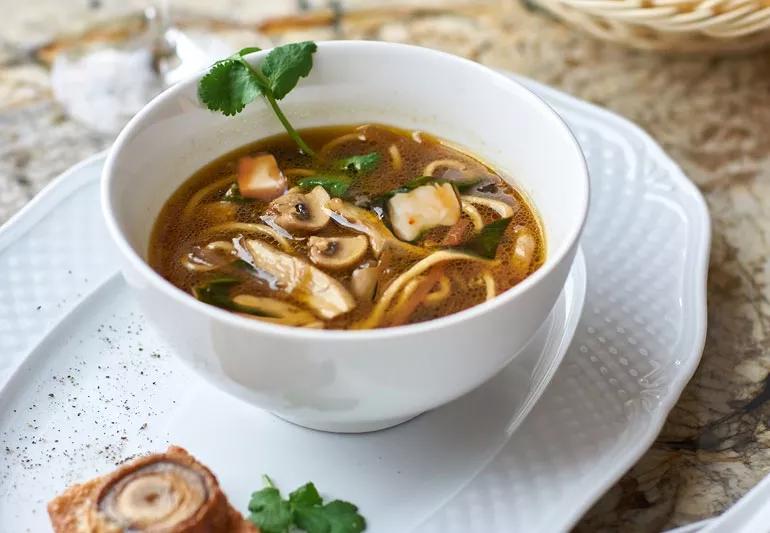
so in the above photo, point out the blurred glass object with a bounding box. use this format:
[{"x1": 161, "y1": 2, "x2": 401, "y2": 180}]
[{"x1": 51, "y1": 0, "x2": 231, "y2": 134}]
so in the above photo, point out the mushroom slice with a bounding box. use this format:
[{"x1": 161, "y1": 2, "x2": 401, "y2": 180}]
[
  {"x1": 308, "y1": 235, "x2": 368, "y2": 270},
  {"x1": 323, "y1": 198, "x2": 427, "y2": 258},
  {"x1": 268, "y1": 186, "x2": 330, "y2": 233},
  {"x1": 244, "y1": 239, "x2": 356, "y2": 319},
  {"x1": 388, "y1": 183, "x2": 461, "y2": 242},
  {"x1": 237, "y1": 153, "x2": 287, "y2": 201}
]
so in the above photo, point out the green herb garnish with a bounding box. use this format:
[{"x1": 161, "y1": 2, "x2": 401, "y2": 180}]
[
  {"x1": 297, "y1": 175, "x2": 353, "y2": 198},
  {"x1": 198, "y1": 42, "x2": 318, "y2": 156},
  {"x1": 334, "y1": 152, "x2": 381, "y2": 174},
  {"x1": 296, "y1": 152, "x2": 381, "y2": 197},
  {"x1": 248, "y1": 476, "x2": 366, "y2": 533},
  {"x1": 222, "y1": 183, "x2": 246, "y2": 202},
  {"x1": 459, "y1": 217, "x2": 513, "y2": 259},
  {"x1": 193, "y1": 276, "x2": 274, "y2": 317}
]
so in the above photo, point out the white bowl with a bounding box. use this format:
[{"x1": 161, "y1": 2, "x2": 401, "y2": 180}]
[{"x1": 101, "y1": 41, "x2": 589, "y2": 433}]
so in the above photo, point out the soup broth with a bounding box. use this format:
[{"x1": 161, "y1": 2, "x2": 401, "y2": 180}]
[{"x1": 149, "y1": 124, "x2": 545, "y2": 330}]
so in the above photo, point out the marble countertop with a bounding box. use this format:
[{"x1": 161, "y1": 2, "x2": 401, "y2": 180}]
[{"x1": 3, "y1": 1, "x2": 770, "y2": 530}]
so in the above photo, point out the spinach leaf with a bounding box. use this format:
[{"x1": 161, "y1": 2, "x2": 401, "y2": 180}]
[
  {"x1": 297, "y1": 175, "x2": 352, "y2": 197},
  {"x1": 192, "y1": 276, "x2": 273, "y2": 317},
  {"x1": 459, "y1": 217, "x2": 513, "y2": 259},
  {"x1": 334, "y1": 152, "x2": 381, "y2": 175}
]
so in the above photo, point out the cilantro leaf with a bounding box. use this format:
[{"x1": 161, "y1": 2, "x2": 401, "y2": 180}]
[
  {"x1": 247, "y1": 477, "x2": 366, "y2": 533},
  {"x1": 293, "y1": 506, "x2": 331, "y2": 533},
  {"x1": 461, "y1": 217, "x2": 513, "y2": 259},
  {"x1": 297, "y1": 175, "x2": 352, "y2": 197},
  {"x1": 335, "y1": 152, "x2": 381, "y2": 175},
  {"x1": 294, "y1": 501, "x2": 366, "y2": 533},
  {"x1": 261, "y1": 41, "x2": 318, "y2": 100},
  {"x1": 290, "y1": 482, "x2": 324, "y2": 508},
  {"x1": 248, "y1": 487, "x2": 293, "y2": 533},
  {"x1": 197, "y1": 59, "x2": 264, "y2": 116},
  {"x1": 198, "y1": 41, "x2": 317, "y2": 156},
  {"x1": 321, "y1": 501, "x2": 367, "y2": 533},
  {"x1": 235, "y1": 46, "x2": 262, "y2": 57}
]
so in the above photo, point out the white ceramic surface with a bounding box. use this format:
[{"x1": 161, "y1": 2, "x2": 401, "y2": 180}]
[
  {"x1": 102, "y1": 41, "x2": 589, "y2": 432},
  {"x1": 0, "y1": 72, "x2": 709, "y2": 532}
]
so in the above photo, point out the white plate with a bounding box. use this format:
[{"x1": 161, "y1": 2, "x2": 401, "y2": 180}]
[{"x1": 0, "y1": 75, "x2": 709, "y2": 532}]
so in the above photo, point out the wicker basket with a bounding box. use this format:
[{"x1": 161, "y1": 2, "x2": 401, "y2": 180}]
[{"x1": 531, "y1": 0, "x2": 770, "y2": 53}]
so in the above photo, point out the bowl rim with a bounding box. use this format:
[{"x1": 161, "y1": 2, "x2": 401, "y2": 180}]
[{"x1": 101, "y1": 39, "x2": 590, "y2": 341}]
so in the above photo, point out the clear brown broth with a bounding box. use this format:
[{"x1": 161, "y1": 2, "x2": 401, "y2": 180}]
[{"x1": 149, "y1": 124, "x2": 545, "y2": 329}]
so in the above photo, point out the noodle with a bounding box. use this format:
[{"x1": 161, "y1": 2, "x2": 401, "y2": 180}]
[
  {"x1": 461, "y1": 195, "x2": 515, "y2": 218},
  {"x1": 393, "y1": 277, "x2": 423, "y2": 310},
  {"x1": 388, "y1": 144, "x2": 402, "y2": 171},
  {"x1": 201, "y1": 222, "x2": 293, "y2": 252},
  {"x1": 388, "y1": 267, "x2": 444, "y2": 327},
  {"x1": 319, "y1": 132, "x2": 367, "y2": 157},
  {"x1": 354, "y1": 250, "x2": 493, "y2": 329},
  {"x1": 424, "y1": 275, "x2": 451, "y2": 305},
  {"x1": 482, "y1": 271, "x2": 496, "y2": 301},
  {"x1": 461, "y1": 201, "x2": 484, "y2": 231},
  {"x1": 205, "y1": 240, "x2": 236, "y2": 254},
  {"x1": 181, "y1": 175, "x2": 235, "y2": 219},
  {"x1": 411, "y1": 130, "x2": 423, "y2": 143},
  {"x1": 423, "y1": 159, "x2": 466, "y2": 177}
]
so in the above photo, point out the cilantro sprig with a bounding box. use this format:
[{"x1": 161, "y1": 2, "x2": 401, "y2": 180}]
[
  {"x1": 248, "y1": 475, "x2": 366, "y2": 533},
  {"x1": 198, "y1": 42, "x2": 318, "y2": 157}
]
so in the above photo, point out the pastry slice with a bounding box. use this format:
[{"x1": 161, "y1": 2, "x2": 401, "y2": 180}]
[{"x1": 48, "y1": 445, "x2": 258, "y2": 533}]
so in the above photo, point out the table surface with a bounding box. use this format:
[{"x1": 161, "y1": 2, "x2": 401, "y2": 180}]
[{"x1": 2, "y1": 1, "x2": 769, "y2": 531}]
